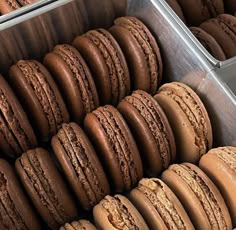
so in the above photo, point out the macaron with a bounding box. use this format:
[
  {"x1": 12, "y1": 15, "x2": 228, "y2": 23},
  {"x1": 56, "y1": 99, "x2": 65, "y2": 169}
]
[
  {"x1": 93, "y1": 195, "x2": 149, "y2": 230},
  {"x1": 51, "y1": 122, "x2": 110, "y2": 210},
  {"x1": 73, "y1": 29, "x2": 130, "y2": 105},
  {"x1": 176, "y1": 0, "x2": 224, "y2": 26},
  {"x1": 84, "y1": 105, "x2": 143, "y2": 192},
  {"x1": 128, "y1": 178, "x2": 194, "y2": 229},
  {"x1": 15, "y1": 148, "x2": 79, "y2": 229},
  {"x1": 9, "y1": 60, "x2": 70, "y2": 142},
  {"x1": 162, "y1": 163, "x2": 232, "y2": 229},
  {"x1": 44, "y1": 44, "x2": 99, "y2": 124},
  {"x1": 111, "y1": 0, "x2": 126, "y2": 17},
  {"x1": 200, "y1": 14, "x2": 236, "y2": 59},
  {"x1": 154, "y1": 82, "x2": 213, "y2": 163},
  {"x1": 109, "y1": 16, "x2": 163, "y2": 95},
  {"x1": 165, "y1": 0, "x2": 186, "y2": 23},
  {"x1": 117, "y1": 90, "x2": 176, "y2": 176},
  {"x1": 0, "y1": 159, "x2": 41, "y2": 229},
  {"x1": 199, "y1": 146, "x2": 236, "y2": 227},
  {"x1": 190, "y1": 26, "x2": 226, "y2": 61},
  {"x1": 225, "y1": 0, "x2": 236, "y2": 14},
  {"x1": 60, "y1": 220, "x2": 97, "y2": 230},
  {"x1": 0, "y1": 0, "x2": 20, "y2": 14},
  {"x1": 0, "y1": 74, "x2": 37, "y2": 158}
]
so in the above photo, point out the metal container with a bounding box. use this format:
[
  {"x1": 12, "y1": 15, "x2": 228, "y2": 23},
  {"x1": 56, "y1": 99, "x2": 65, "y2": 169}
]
[{"x1": 0, "y1": 0, "x2": 235, "y2": 146}]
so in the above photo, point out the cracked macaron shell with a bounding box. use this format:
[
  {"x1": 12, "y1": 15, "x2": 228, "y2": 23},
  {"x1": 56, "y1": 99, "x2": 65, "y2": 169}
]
[
  {"x1": 60, "y1": 219, "x2": 97, "y2": 230},
  {"x1": 43, "y1": 44, "x2": 99, "y2": 124},
  {"x1": 0, "y1": 159, "x2": 41, "y2": 230},
  {"x1": 51, "y1": 122, "x2": 110, "y2": 210},
  {"x1": 84, "y1": 105, "x2": 143, "y2": 192},
  {"x1": 154, "y1": 82, "x2": 212, "y2": 163},
  {"x1": 109, "y1": 16, "x2": 163, "y2": 95},
  {"x1": 117, "y1": 90, "x2": 176, "y2": 177},
  {"x1": 162, "y1": 163, "x2": 232, "y2": 230},
  {"x1": 0, "y1": 75, "x2": 37, "y2": 158},
  {"x1": 9, "y1": 60, "x2": 70, "y2": 142},
  {"x1": 15, "y1": 148, "x2": 79, "y2": 230},
  {"x1": 93, "y1": 195, "x2": 149, "y2": 230},
  {"x1": 199, "y1": 146, "x2": 236, "y2": 227},
  {"x1": 73, "y1": 29, "x2": 130, "y2": 106},
  {"x1": 128, "y1": 178, "x2": 194, "y2": 230}
]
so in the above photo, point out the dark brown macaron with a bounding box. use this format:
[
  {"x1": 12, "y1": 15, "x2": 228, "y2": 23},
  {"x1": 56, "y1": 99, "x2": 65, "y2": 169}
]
[
  {"x1": 9, "y1": 60, "x2": 70, "y2": 142},
  {"x1": 111, "y1": 0, "x2": 126, "y2": 17},
  {"x1": 199, "y1": 146, "x2": 236, "y2": 227},
  {"x1": 44, "y1": 44, "x2": 99, "y2": 124},
  {"x1": 51, "y1": 122, "x2": 110, "y2": 211},
  {"x1": 162, "y1": 163, "x2": 232, "y2": 230},
  {"x1": 128, "y1": 178, "x2": 194, "y2": 229},
  {"x1": 84, "y1": 105, "x2": 143, "y2": 193},
  {"x1": 109, "y1": 16, "x2": 163, "y2": 95},
  {"x1": 0, "y1": 74, "x2": 37, "y2": 158},
  {"x1": 60, "y1": 219, "x2": 97, "y2": 230},
  {"x1": 177, "y1": 0, "x2": 224, "y2": 26},
  {"x1": 15, "y1": 148, "x2": 79, "y2": 230},
  {"x1": 73, "y1": 29, "x2": 130, "y2": 105},
  {"x1": 225, "y1": 0, "x2": 236, "y2": 14},
  {"x1": 200, "y1": 14, "x2": 236, "y2": 59},
  {"x1": 154, "y1": 82, "x2": 213, "y2": 163},
  {"x1": 190, "y1": 27, "x2": 226, "y2": 61},
  {"x1": 93, "y1": 195, "x2": 149, "y2": 230},
  {"x1": 165, "y1": 0, "x2": 186, "y2": 23},
  {"x1": 117, "y1": 90, "x2": 176, "y2": 177},
  {"x1": 0, "y1": 159, "x2": 41, "y2": 229}
]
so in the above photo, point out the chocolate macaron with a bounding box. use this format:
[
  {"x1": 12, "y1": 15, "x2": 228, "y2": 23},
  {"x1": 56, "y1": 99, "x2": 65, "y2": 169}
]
[
  {"x1": 109, "y1": 16, "x2": 163, "y2": 95},
  {"x1": 117, "y1": 90, "x2": 176, "y2": 176},
  {"x1": 154, "y1": 82, "x2": 213, "y2": 163},
  {"x1": 162, "y1": 163, "x2": 232, "y2": 229},
  {"x1": 84, "y1": 105, "x2": 143, "y2": 192},
  {"x1": 9, "y1": 60, "x2": 69, "y2": 142},
  {"x1": 15, "y1": 148, "x2": 79, "y2": 229},
  {"x1": 93, "y1": 195, "x2": 149, "y2": 230},
  {"x1": 165, "y1": 0, "x2": 186, "y2": 23},
  {"x1": 190, "y1": 27, "x2": 226, "y2": 61},
  {"x1": 0, "y1": 74, "x2": 37, "y2": 158},
  {"x1": 199, "y1": 146, "x2": 236, "y2": 227},
  {"x1": 51, "y1": 122, "x2": 110, "y2": 210},
  {"x1": 225, "y1": 0, "x2": 236, "y2": 14},
  {"x1": 0, "y1": 159, "x2": 41, "y2": 229},
  {"x1": 128, "y1": 178, "x2": 194, "y2": 229},
  {"x1": 60, "y1": 219, "x2": 97, "y2": 230},
  {"x1": 44, "y1": 44, "x2": 99, "y2": 124},
  {"x1": 73, "y1": 29, "x2": 130, "y2": 105}
]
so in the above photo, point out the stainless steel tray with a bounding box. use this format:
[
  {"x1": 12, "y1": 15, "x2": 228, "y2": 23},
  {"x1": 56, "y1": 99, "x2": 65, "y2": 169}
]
[{"x1": 0, "y1": 0, "x2": 235, "y2": 146}]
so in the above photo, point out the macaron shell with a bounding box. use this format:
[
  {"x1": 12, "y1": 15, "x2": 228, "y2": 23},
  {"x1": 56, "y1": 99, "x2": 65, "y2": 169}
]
[
  {"x1": 165, "y1": 0, "x2": 186, "y2": 23},
  {"x1": 9, "y1": 60, "x2": 69, "y2": 142},
  {"x1": 15, "y1": 148, "x2": 79, "y2": 229},
  {"x1": 0, "y1": 0, "x2": 20, "y2": 14},
  {"x1": 93, "y1": 195, "x2": 149, "y2": 230},
  {"x1": 162, "y1": 163, "x2": 232, "y2": 230},
  {"x1": 0, "y1": 75, "x2": 37, "y2": 158},
  {"x1": 199, "y1": 146, "x2": 236, "y2": 227},
  {"x1": 0, "y1": 159, "x2": 41, "y2": 229},
  {"x1": 60, "y1": 220, "x2": 97, "y2": 230},
  {"x1": 51, "y1": 122, "x2": 110, "y2": 210}
]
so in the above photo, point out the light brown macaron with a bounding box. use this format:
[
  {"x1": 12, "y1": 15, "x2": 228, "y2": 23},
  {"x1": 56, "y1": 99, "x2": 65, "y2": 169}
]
[
  {"x1": 60, "y1": 219, "x2": 97, "y2": 230},
  {"x1": 154, "y1": 82, "x2": 213, "y2": 163},
  {"x1": 93, "y1": 195, "x2": 149, "y2": 230},
  {"x1": 199, "y1": 146, "x2": 236, "y2": 227},
  {"x1": 162, "y1": 163, "x2": 232, "y2": 230},
  {"x1": 128, "y1": 178, "x2": 194, "y2": 229}
]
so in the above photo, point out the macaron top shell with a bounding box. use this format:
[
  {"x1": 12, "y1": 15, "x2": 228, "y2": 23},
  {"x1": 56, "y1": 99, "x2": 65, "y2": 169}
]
[
  {"x1": 60, "y1": 220, "x2": 97, "y2": 230},
  {"x1": 93, "y1": 195, "x2": 149, "y2": 230},
  {"x1": 9, "y1": 60, "x2": 69, "y2": 142},
  {"x1": 43, "y1": 44, "x2": 99, "y2": 124},
  {"x1": 162, "y1": 163, "x2": 232, "y2": 230},
  {"x1": 109, "y1": 16, "x2": 163, "y2": 94},
  {"x1": 0, "y1": 74, "x2": 37, "y2": 158}
]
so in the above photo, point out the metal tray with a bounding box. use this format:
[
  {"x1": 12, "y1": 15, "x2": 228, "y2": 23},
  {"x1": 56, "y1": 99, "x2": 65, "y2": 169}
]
[{"x1": 0, "y1": 0, "x2": 235, "y2": 146}]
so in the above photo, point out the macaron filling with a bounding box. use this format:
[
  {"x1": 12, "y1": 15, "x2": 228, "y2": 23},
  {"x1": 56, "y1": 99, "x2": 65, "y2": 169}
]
[
  {"x1": 101, "y1": 196, "x2": 139, "y2": 229},
  {"x1": 93, "y1": 107, "x2": 138, "y2": 189},
  {"x1": 137, "y1": 178, "x2": 186, "y2": 229},
  {"x1": 170, "y1": 164, "x2": 227, "y2": 229}
]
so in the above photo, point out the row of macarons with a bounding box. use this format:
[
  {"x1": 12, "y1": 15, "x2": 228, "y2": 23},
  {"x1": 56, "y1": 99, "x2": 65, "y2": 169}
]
[
  {"x1": 1, "y1": 145, "x2": 236, "y2": 229},
  {"x1": 0, "y1": 16, "x2": 163, "y2": 159}
]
